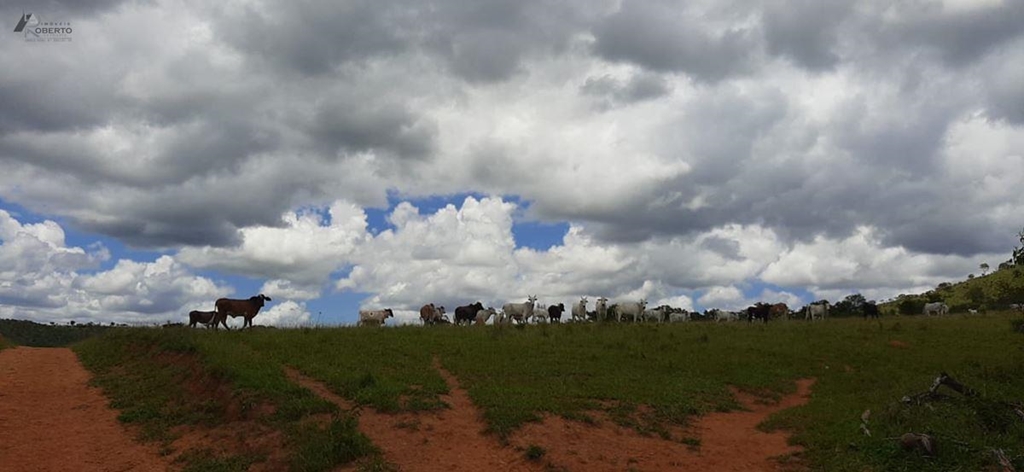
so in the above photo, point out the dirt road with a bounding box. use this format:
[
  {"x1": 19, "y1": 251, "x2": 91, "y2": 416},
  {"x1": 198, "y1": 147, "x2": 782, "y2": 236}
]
[{"x1": 0, "y1": 347, "x2": 169, "y2": 472}]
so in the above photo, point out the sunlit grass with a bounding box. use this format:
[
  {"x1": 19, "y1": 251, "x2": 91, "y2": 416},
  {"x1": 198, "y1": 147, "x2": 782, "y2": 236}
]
[{"x1": 71, "y1": 313, "x2": 1024, "y2": 471}]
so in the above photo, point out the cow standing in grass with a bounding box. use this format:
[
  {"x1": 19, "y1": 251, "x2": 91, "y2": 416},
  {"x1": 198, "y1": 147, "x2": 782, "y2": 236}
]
[
  {"x1": 358, "y1": 309, "x2": 394, "y2": 327},
  {"x1": 572, "y1": 297, "x2": 588, "y2": 323},
  {"x1": 188, "y1": 310, "x2": 218, "y2": 328},
  {"x1": 213, "y1": 294, "x2": 272, "y2": 330},
  {"x1": 455, "y1": 302, "x2": 484, "y2": 325},
  {"x1": 502, "y1": 296, "x2": 538, "y2": 324},
  {"x1": 747, "y1": 303, "x2": 771, "y2": 323},
  {"x1": 547, "y1": 303, "x2": 565, "y2": 323},
  {"x1": 862, "y1": 302, "x2": 880, "y2": 319}
]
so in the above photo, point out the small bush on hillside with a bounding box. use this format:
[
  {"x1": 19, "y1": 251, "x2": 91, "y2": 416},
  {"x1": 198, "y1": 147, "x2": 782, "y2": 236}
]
[{"x1": 898, "y1": 299, "x2": 926, "y2": 316}]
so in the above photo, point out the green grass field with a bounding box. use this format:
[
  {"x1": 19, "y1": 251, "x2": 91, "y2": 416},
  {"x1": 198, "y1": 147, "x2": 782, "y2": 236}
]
[{"x1": 35, "y1": 314, "x2": 1024, "y2": 471}]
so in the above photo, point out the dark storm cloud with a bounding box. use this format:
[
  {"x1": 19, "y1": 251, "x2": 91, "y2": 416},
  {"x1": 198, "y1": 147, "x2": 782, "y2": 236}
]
[
  {"x1": 700, "y1": 236, "x2": 743, "y2": 260},
  {"x1": 310, "y1": 96, "x2": 437, "y2": 160},
  {"x1": 762, "y1": 0, "x2": 851, "y2": 71},
  {"x1": 418, "y1": 1, "x2": 598, "y2": 83},
  {"x1": 214, "y1": 1, "x2": 410, "y2": 76},
  {"x1": 592, "y1": 0, "x2": 757, "y2": 82},
  {"x1": 0, "y1": 77, "x2": 116, "y2": 135},
  {"x1": 884, "y1": 1, "x2": 1024, "y2": 67}
]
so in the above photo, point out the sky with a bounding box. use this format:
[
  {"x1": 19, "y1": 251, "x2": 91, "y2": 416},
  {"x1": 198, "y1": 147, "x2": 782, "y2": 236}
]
[{"x1": 1, "y1": 0, "x2": 1022, "y2": 326}]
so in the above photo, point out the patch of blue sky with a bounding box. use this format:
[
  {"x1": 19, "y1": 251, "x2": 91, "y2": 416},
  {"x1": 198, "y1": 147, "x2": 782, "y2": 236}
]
[
  {"x1": 305, "y1": 290, "x2": 371, "y2": 326},
  {"x1": 512, "y1": 220, "x2": 570, "y2": 251}
]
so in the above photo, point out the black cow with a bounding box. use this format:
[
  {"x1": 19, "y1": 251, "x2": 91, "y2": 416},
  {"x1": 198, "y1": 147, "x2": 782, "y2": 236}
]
[
  {"x1": 747, "y1": 302, "x2": 771, "y2": 323},
  {"x1": 862, "y1": 301, "x2": 880, "y2": 319},
  {"x1": 454, "y1": 302, "x2": 484, "y2": 325},
  {"x1": 547, "y1": 303, "x2": 565, "y2": 323}
]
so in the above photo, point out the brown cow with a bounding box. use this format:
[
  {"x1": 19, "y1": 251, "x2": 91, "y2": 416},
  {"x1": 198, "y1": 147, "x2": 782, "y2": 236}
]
[
  {"x1": 419, "y1": 303, "x2": 446, "y2": 325},
  {"x1": 213, "y1": 294, "x2": 272, "y2": 330},
  {"x1": 188, "y1": 310, "x2": 218, "y2": 328},
  {"x1": 769, "y1": 303, "x2": 789, "y2": 320}
]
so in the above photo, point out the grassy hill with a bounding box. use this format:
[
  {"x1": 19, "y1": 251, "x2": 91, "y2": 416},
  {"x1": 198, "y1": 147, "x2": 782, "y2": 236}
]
[
  {"x1": 882, "y1": 263, "x2": 1024, "y2": 315},
  {"x1": 67, "y1": 316, "x2": 1024, "y2": 472},
  {"x1": 0, "y1": 319, "x2": 116, "y2": 347}
]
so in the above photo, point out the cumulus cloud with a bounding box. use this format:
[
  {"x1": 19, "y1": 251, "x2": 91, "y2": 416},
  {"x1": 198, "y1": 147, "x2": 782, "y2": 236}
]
[
  {"x1": 2, "y1": 0, "x2": 1022, "y2": 323},
  {"x1": 178, "y1": 201, "x2": 370, "y2": 286},
  {"x1": 0, "y1": 210, "x2": 230, "y2": 324}
]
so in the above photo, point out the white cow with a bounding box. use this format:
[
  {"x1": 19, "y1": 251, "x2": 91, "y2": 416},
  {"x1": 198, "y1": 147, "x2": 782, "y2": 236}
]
[
  {"x1": 572, "y1": 297, "x2": 588, "y2": 322},
  {"x1": 595, "y1": 297, "x2": 609, "y2": 321},
  {"x1": 502, "y1": 295, "x2": 538, "y2": 324},
  {"x1": 806, "y1": 302, "x2": 830, "y2": 321},
  {"x1": 614, "y1": 299, "x2": 647, "y2": 323},
  {"x1": 530, "y1": 304, "x2": 549, "y2": 323},
  {"x1": 642, "y1": 307, "x2": 663, "y2": 323},
  {"x1": 475, "y1": 307, "x2": 497, "y2": 325},
  {"x1": 923, "y1": 302, "x2": 949, "y2": 316},
  {"x1": 358, "y1": 309, "x2": 394, "y2": 327},
  {"x1": 716, "y1": 310, "x2": 741, "y2": 322},
  {"x1": 668, "y1": 310, "x2": 690, "y2": 323}
]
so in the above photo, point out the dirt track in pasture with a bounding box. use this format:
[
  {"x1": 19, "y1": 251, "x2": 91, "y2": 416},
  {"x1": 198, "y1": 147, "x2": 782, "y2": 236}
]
[
  {"x1": 0, "y1": 347, "x2": 170, "y2": 472},
  {"x1": 0, "y1": 346, "x2": 814, "y2": 472},
  {"x1": 290, "y1": 356, "x2": 814, "y2": 472}
]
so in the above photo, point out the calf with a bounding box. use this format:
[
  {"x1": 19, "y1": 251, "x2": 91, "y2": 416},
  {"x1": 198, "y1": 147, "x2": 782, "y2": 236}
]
[
  {"x1": 475, "y1": 307, "x2": 497, "y2": 325},
  {"x1": 188, "y1": 310, "x2": 218, "y2": 328}
]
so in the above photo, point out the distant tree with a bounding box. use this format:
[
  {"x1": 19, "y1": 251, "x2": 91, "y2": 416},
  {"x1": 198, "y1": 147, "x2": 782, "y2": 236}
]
[
  {"x1": 980, "y1": 263, "x2": 990, "y2": 276},
  {"x1": 1014, "y1": 227, "x2": 1024, "y2": 266},
  {"x1": 830, "y1": 294, "x2": 866, "y2": 317},
  {"x1": 898, "y1": 298, "x2": 926, "y2": 315},
  {"x1": 968, "y1": 274, "x2": 975, "y2": 279}
]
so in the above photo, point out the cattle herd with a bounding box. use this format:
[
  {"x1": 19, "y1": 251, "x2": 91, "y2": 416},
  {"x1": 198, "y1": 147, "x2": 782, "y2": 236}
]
[
  {"x1": 368, "y1": 297, "x2": 885, "y2": 326},
  {"x1": 186, "y1": 294, "x2": 972, "y2": 329}
]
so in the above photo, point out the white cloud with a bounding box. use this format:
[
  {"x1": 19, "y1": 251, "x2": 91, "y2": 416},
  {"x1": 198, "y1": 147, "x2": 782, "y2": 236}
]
[
  {"x1": 0, "y1": 210, "x2": 230, "y2": 324},
  {"x1": 697, "y1": 286, "x2": 747, "y2": 311},
  {"x1": 3, "y1": 0, "x2": 1023, "y2": 323},
  {"x1": 252, "y1": 300, "x2": 312, "y2": 327},
  {"x1": 178, "y1": 201, "x2": 370, "y2": 285}
]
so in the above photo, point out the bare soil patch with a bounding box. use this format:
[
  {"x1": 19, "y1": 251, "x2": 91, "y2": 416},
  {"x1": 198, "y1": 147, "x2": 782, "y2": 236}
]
[
  {"x1": 289, "y1": 357, "x2": 815, "y2": 472},
  {"x1": 286, "y1": 359, "x2": 546, "y2": 472},
  {"x1": 507, "y1": 379, "x2": 816, "y2": 472},
  {"x1": 888, "y1": 340, "x2": 910, "y2": 349},
  {"x1": 0, "y1": 347, "x2": 171, "y2": 472}
]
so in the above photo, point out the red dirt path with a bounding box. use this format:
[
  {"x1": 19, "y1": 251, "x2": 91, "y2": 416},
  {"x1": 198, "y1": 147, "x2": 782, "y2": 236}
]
[
  {"x1": 0, "y1": 347, "x2": 170, "y2": 472},
  {"x1": 289, "y1": 357, "x2": 814, "y2": 472}
]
